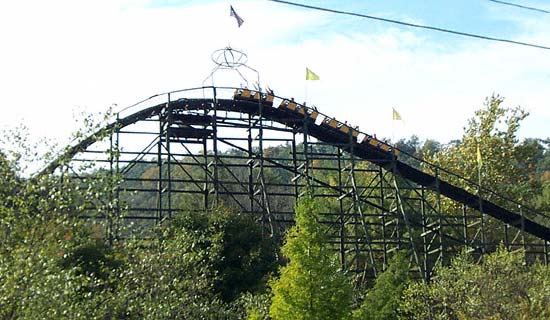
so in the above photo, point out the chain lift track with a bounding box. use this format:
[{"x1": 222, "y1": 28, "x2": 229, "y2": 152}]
[{"x1": 40, "y1": 86, "x2": 550, "y2": 281}]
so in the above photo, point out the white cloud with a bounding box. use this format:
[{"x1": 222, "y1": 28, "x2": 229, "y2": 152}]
[{"x1": 0, "y1": 0, "x2": 548, "y2": 153}]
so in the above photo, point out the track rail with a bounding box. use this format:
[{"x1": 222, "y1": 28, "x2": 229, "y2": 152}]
[{"x1": 38, "y1": 87, "x2": 550, "y2": 242}]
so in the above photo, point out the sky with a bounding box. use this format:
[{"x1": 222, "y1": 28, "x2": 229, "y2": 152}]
[{"x1": 0, "y1": 0, "x2": 549, "y2": 153}]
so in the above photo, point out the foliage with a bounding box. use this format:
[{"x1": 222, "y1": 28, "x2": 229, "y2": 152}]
[
  {"x1": 353, "y1": 252, "x2": 411, "y2": 320},
  {"x1": 240, "y1": 291, "x2": 272, "y2": 320},
  {"x1": 0, "y1": 126, "x2": 124, "y2": 318},
  {"x1": 2, "y1": 94, "x2": 550, "y2": 318},
  {"x1": 419, "y1": 95, "x2": 550, "y2": 248},
  {"x1": 0, "y1": 121, "x2": 278, "y2": 318},
  {"x1": 0, "y1": 218, "x2": 108, "y2": 319},
  {"x1": 269, "y1": 195, "x2": 353, "y2": 320},
  {"x1": 426, "y1": 95, "x2": 532, "y2": 200},
  {"x1": 88, "y1": 205, "x2": 278, "y2": 319},
  {"x1": 100, "y1": 219, "x2": 228, "y2": 319},
  {"x1": 171, "y1": 206, "x2": 278, "y2": 302},
  {"x1": 400, "y1": 246, "x2": 550, "y2": 319},
  {"x1": 534, "y1": 181, "x2": 550, "y2": 213}
]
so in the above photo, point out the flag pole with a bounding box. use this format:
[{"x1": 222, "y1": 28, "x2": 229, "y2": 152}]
[
  {"x1": 476, "y1": 143, "x2": 483, "y2": 187},
  {"x1": 391, "y1": 107, "x2": 402, "y2": 144},
  {"x1": 476, "y1": 142, "x2": 486, "y2": 252},
  {"x1": 305, "y1": 67, "x2": 308, "y2": 102},
  {"x1": 391, "y1": 108, "x2": 395, "y2": 144},
  {"x1": 305, "y1": 67, "x2": 319, "y2": 104},
  {"x1": 305, "y1": 81, "x2": 308, "y2": 103}
]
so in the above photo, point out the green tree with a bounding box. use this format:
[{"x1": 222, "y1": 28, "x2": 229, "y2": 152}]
[
  {"x1": 1, "y1": 128, "x2": 278, "y2": 319},
  {"x1": 400, "y1": 246, "x2": 550, "y2": 319},
  {"x1": 534, "y1": 182, "x2": 550, "y2": 213},
  {"x1": 174, "y1": 206, "x2": 278, "y2": 302},
  {"x1": 427, "y1": 95, "x2": 531, "y2": 200},
  {"x1": 269, "y1": 195, "x2": 353, "y2": 320},
  {"x1": 102, "y1": 219, "x2": 229, "y2": 319},
  {"x1": 422, "y1": 95, "x2": 544, "y2": 247},
  {"x1": 100, "y1": 205, "x2": 278, "y2": 319},
  {"x1": 354, "y1": 252, "x2": 410, "y2": 320},
  {"x1": 0, "y1": 127, "x2": 123, "y2": 319}
]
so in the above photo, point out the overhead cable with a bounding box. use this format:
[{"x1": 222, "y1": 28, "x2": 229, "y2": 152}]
[
  {"x1": 487, "y1": 0, "x2": 550, "y2": 14},
  {"x1": 268, "y1": 0, "x2": 550, "y2": 51}
]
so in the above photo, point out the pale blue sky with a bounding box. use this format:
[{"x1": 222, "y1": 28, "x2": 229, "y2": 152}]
[
  {"x1": 0, "y1": 0, "x2": 548, "y2": 150},
  {"x1": 148, "y1": 0, "x2": 539, "y2": 43}
]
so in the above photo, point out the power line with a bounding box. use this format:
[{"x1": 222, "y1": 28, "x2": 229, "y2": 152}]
[
  {"x1": 268, "y1": 0, "x2": 550, "y2": 51},
  {"x1": 487, "y1": 0, "x2": 550, "y2": 14}
]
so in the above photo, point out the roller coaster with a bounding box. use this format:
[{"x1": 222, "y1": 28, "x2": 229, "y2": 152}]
[{"x1": 41, "y1": 86, "x2": 550, "y2": 281}]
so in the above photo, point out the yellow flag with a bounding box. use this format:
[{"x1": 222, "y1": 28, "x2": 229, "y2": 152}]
[
  {"x1": 392, "y1": 108, "x2": 402, "y2": 120},
  {"x1": 306, "y1": 67, "x2": 320, "y2": 80},
  {"x1": 476, "y1": 145, "x2": 483, "y2": 168}
]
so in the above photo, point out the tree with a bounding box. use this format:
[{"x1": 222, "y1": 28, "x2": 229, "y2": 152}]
[
  {"x1": 421, "y1": 95, "x2": 545, "y2": 246},
  {"x1": 269, "y1": 195, "x2": 353, "y2": 320},
  {"x1": 400, "y1": 246, "x2": 550, "y2": 319},
  {"x1": 419, "y1": 139, "x2": 442, "y2": 161},
  {"x1": 174, "y1": 206, "x2": 278, "y2": 302},
  {"x1": 534, "y1": 182, "x2": 550, "y2": 213},
  {"x1": 0, "y1": 129, "x2": 123, "y2": 319},
  {"x1": 102, "y1": 205, "x2": 278, "y2": 319},
  {"x1": 427, "y1": 95, "x2": 531, "y2": 200},
  {"x1": 103, "y1": 218, "x2": 229, "y2": 319},
  {"x1": 1, "y1": 115, "x2": 283, "y2": 318},
  {"x1": 353, "y1": 252, "x2": 410, "y2": 320}
]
